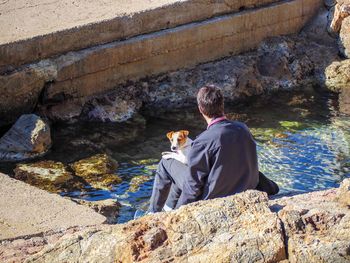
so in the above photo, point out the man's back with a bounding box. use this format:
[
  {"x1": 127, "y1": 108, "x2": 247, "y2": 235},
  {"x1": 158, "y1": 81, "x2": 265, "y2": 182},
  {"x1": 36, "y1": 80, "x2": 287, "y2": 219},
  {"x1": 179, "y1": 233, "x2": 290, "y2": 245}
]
[{"x1": 176, "y1": 119, "x2": 259, "y2": 207}]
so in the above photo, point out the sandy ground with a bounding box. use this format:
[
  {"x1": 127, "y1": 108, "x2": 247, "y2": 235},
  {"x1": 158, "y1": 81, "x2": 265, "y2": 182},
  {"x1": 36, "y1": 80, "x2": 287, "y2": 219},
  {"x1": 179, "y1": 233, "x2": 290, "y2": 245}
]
[
  {"x1": 0, "y1": 0, "x2": 182, "y2": 44},
  {"x1": 0, "y1": 173, "x2": 106, "y2": 240}
]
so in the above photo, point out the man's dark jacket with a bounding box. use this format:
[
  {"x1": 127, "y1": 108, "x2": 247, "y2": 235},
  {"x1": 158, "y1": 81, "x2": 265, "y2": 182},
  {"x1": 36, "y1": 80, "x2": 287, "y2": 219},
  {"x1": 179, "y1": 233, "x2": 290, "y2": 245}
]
[{"x1": 176, "y1": 119, "x2": 259, "y2": 208}]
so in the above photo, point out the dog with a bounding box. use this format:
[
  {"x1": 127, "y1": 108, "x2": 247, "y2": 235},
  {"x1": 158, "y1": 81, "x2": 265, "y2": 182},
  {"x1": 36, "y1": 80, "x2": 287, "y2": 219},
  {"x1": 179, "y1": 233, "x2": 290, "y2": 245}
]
[{"x1": 162, "y1": 130, "x2": 192, "y2": 165}]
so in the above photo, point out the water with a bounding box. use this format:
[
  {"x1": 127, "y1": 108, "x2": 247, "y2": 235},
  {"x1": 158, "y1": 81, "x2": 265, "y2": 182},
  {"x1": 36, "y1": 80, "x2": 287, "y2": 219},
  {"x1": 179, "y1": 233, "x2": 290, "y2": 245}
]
[{"x1": 2, "y1": 89, "x2": 350, "y2": 223}]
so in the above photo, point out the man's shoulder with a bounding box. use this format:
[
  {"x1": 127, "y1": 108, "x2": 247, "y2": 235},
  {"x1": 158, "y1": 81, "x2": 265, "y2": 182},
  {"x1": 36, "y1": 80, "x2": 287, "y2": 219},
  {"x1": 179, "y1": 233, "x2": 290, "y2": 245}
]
[{"x1": 194, "y1": 120, "x2": 251, "y2": 144}]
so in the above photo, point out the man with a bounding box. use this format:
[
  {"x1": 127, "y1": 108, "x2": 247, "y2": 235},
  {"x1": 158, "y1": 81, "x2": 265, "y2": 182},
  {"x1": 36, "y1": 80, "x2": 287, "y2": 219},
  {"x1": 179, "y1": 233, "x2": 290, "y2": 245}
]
[{"x1": 148, "y1": 85, "x2": 278, "y2": 213}]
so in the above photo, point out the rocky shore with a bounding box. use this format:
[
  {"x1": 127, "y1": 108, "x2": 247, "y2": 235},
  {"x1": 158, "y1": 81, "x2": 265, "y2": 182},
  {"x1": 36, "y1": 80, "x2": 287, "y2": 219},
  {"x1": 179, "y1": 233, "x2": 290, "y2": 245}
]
[
  {"x1": 1, "y1": 179, "x2": 348, "y2": 263},
  {"x1": 0, "y1": 1, "x2": 349, "y2": 262}
]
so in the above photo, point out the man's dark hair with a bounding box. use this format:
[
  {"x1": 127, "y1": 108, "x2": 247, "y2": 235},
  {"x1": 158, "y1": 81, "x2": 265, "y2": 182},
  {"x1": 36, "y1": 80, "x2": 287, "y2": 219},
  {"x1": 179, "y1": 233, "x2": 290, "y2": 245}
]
[{"x1": 197, "y1": 85, "x2": 224, "y2": 118}]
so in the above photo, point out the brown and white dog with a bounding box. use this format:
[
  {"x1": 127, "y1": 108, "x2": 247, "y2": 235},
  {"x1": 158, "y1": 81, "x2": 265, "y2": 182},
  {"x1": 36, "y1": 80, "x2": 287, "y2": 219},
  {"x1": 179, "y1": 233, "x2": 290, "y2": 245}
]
[{"x1": 162, "y1": 130, "x2": 192, "y2": 165}]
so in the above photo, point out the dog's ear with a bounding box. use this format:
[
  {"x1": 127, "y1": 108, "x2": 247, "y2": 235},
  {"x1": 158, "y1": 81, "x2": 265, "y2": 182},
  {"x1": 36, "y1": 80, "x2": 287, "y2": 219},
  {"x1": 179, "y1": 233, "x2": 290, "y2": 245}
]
[
  {"x1": 166, "y1": 131, "x2": 174, "y2": 140},
  {"x1": 180, "y1": 130, "x2": 189, "y2": 137}
]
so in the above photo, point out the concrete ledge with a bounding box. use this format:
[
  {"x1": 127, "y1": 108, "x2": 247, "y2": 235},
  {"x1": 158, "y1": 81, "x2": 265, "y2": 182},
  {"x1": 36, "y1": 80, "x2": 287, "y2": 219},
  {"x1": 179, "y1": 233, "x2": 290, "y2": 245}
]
[
  {"x1": 44, "y1": 0, "x2": 322, "y2": 100},
  {"x1": 0, "y1": 0, "x2": 280, "y2": 69},
  {"x1": 0, "y1": 173, "x2": 106, "y2": 241},
  {"x1": 0, "y1": 0, "x2": 322, "y2": 126}
]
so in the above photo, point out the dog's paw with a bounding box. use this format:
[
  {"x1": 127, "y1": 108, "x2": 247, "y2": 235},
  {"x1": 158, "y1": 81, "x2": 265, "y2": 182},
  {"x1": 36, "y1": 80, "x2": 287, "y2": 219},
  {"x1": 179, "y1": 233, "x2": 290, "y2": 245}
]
[{"x1": 161, "y1": 151, "x2": 172, "y2": 156}]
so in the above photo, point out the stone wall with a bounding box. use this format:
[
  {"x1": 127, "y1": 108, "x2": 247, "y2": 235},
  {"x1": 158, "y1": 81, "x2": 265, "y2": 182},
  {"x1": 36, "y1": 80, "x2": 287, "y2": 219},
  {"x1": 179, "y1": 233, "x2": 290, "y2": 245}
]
[{"x1": 0, "y1": 0, "x2": 322, "y2": 126}]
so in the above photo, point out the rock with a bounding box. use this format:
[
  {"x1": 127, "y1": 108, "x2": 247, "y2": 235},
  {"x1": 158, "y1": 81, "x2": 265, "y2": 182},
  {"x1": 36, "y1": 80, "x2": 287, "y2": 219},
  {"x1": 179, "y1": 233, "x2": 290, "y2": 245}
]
[
  {"x1": 339, "y1": 87, "x2": 350, "y2": 115},
  {"x1": 325, "y1": 59, "x2": 350, "y2": 91},
  {"x1": 5, "y1": 180, "x2": 350, "y2": 262},
  {"x1": 70, "y1": 154, "x2": 122, "y2": 190},
  {"x1": 37, "y1": 100, "x2": 83, "y2": 123},
  {"x1": 0, "y1": 114, "x2": 51, "y2": 161},
  {"x1": 336, "y1": 178, "x2": 350, "y2": 206},
  {"x1": 143, "y1": 35, "x2": 340, "y2": 111},
  {"x1": 71, "y1": 154, "x2": 118, "y2": 177},
  {"x1": 0, "y1": 62, "x2": 56, "y2": 127},
  {"x1": 272, "y1": 185, "x2": 350, "y2": 263},
  {"x1": 257, "y1": 38, "x2": 292, "y2": 79},
  {"x1": 339, "y1": 16, "x2": 350, "y2": 57},
  {"x1": 13, "y1": 161, "x2": 82, "y2": 193},
  {"x1": 128, "y1": 175, "x2": 151, "y2": 193},
  {"x1": 300, "y1": 8, "x2": 336, "y2": 45},
  {"x1": 26, "y1": 191, "x2": 287, "y2": 262},
  {"x1": 70, "y1": 199, "x2": 121, "y2": 224},
  {"x1": 81, "y1": 89, "x2": 143, "y2": 123},
  {"x1": 328, "y1": 3, "x2": 350, "y2": 35},
  {"x1": 324, "y1": 0, "x2": 336, "y2": 8}
]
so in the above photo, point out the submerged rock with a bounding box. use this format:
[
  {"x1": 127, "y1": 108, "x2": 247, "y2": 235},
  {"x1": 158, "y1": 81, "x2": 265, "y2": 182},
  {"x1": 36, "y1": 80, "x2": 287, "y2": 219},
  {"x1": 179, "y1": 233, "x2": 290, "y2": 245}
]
[
  {"x1": 70, "y1": 199, "x2": 121, "y2": 224},
  {"x1": 128, "y1": 175, "x2": 151, "y2": 193},
  {"x1": 70, "y1": 154, "x2": 122, "y2": 190},
  {"x1": 0, "y1": 114, "x2": 51, "y2": 161},
  {"x1": 13, "y1": 161, "x2": 81, "y2": 193}
]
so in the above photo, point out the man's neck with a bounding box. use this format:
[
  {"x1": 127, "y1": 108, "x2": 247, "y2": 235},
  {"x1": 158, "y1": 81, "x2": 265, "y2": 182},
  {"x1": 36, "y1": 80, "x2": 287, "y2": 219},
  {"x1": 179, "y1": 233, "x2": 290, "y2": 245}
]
[{"x1": 204, "y1": 115, "x2": 213, "y2": 125}]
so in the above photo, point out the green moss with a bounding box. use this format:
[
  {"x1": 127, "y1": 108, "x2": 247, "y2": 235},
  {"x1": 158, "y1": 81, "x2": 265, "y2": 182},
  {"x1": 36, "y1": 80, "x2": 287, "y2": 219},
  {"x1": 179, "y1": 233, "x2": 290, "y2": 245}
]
[
  {"x1": 84, "y1": 173, "x2": 123, "y2": 190},
  {"x1": 128, "y1": 175, "x2": 151, "y2": 193},
  {"x1": 13, "y1": 160, "x2": 84, "y2": 193},
  {"x1": 279, "y1": 121, "x2": 305, "y2": 130}
]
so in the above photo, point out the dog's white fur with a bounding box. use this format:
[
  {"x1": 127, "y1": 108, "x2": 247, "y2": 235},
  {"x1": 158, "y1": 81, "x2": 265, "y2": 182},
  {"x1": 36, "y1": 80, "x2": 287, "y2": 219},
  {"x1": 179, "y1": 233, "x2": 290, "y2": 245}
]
[{"x1": 162, "y1": 130, "x2": 192, "y2": 165}]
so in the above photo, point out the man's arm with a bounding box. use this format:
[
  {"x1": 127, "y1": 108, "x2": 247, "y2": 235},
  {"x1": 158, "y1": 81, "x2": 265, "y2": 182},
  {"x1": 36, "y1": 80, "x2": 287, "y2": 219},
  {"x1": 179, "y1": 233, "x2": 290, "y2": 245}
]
[{"x1": 175, "y1": 141, "x2": 210, "y2": 208}]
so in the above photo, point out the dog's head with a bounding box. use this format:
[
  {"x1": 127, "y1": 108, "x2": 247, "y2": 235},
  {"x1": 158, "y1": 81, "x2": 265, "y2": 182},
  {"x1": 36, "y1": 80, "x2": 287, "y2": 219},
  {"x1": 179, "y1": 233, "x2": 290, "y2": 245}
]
[{"x1": 166, "y1": 130, "x2": 190, "y2": 152}]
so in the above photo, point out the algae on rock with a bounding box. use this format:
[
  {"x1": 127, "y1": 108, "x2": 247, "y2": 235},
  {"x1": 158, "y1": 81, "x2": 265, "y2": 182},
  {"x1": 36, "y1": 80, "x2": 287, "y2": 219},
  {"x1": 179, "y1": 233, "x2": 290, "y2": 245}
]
[
  {"x1": 70, "y1": 154, "x2": 122, "y2": 190},
  {"x1": 13, "y1": 161, "x2": 81, "y2": 193},
  {"x1": 128, "y1": 175, "x2": 151, "y2": 193}
]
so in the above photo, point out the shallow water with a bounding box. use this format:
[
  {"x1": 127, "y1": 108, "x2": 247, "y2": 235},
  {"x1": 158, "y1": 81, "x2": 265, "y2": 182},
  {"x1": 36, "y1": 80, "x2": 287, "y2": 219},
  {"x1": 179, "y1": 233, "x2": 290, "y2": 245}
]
[{"x1": 2, "y1": 89, "x2": 350, "y2": 223}]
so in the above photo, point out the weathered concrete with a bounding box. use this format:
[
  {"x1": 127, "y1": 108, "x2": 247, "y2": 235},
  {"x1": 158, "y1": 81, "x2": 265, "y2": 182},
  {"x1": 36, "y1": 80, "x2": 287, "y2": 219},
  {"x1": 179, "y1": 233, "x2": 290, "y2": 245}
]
[
  {"x1": 0, "y1": 0, "x2": 281, "y2": 69},
  {"x1": 0, "y1": 173, "x2": 106, "y2": 241},
  {"x1": 0, "y1": 0, "x2": 323, "y2": 126}
]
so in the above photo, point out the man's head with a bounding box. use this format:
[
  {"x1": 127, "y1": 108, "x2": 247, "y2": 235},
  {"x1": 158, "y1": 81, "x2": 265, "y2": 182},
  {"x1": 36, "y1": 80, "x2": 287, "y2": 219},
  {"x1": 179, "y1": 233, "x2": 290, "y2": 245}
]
[{"x1": 197, "y1": 85, "x2": 224, "y2": 118}]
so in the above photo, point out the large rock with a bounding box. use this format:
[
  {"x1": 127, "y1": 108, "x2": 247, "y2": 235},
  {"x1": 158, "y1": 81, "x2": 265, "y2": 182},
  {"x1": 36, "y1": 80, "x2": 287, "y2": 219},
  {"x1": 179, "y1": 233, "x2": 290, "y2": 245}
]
[
  {"x1": 26, "y1": 191, "x2": 287, "y2": 262},
  {"x1": 80, "y1": 89, "x2": 142, "y2": 123},
  {"x1": 70, "y1": 154, "x2": 122, "y2": 190},
  {"x1": 271, "y1": 180, "x2": 350, "y2": 262},
  {"x1": 3, "y1": 179, "x2": 350, "y2": 262},
  {"x1": 325, "y1": 59, "x2": 350, "y2": 91},
  {"x1": 328, "y1": 2, "x2": 350, "y2": 35},
  {"x1": 0, "y1": 114, "x2": 51, "y2": 161},
  {"x1": 13, "y1": 161, "x2": 83, "y2": 193},
  {"x1": 339, "y1": 15, "x2": 350, "y2": 57},
  {"x1": 336, "y1": 178, "x2": 350, "y2": 206}
]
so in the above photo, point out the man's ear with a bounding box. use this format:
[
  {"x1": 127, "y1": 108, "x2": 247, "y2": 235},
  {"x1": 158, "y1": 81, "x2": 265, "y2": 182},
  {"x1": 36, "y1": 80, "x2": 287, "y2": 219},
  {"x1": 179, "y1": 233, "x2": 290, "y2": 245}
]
[
  {"x1": 180, "y1": 130, "x2": 189, "y2": 137},
  {"x1": 166, "y1": 131, "x2": 174, "y2": 140}
]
